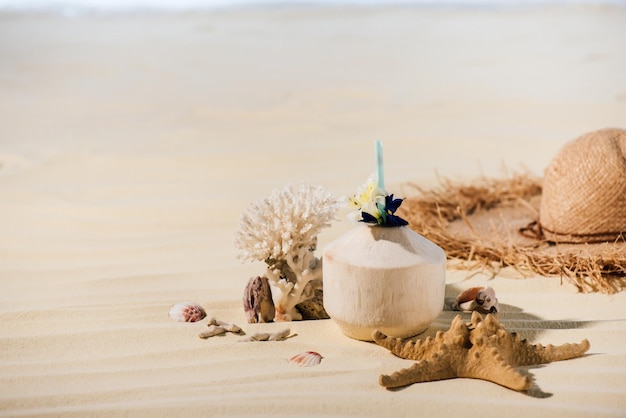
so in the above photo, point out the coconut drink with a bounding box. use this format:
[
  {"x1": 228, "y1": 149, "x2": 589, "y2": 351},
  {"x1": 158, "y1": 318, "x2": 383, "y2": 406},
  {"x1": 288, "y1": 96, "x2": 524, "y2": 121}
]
[{"x1": 323, "y1": 142, "x2": 446, "y2": 341}]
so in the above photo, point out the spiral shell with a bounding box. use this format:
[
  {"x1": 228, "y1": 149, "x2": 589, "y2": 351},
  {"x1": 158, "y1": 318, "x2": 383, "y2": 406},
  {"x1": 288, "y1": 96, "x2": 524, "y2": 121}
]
[
  {"x1": 169, "y1": 302, "x2": 206, "y2": 322},
  {"x1": 452, "y1": 286, "x2": 499, "y2": 314},
  {"x1": 288, "y1": 351, "x2": 323, "y2": 367}
]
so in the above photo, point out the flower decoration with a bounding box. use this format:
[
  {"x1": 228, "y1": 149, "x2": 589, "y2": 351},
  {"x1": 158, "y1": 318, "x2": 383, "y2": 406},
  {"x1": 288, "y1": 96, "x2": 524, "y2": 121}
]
[{"x1": 347, "y1": 174, "x2": 409, "y2": 227}]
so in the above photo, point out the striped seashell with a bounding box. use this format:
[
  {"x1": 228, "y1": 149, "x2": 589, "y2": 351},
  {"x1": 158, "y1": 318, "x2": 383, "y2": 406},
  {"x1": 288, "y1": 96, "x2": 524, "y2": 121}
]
[
  {"x1": 288, "y1": 351, "x2": 323, "y2": 367},
  {"x1": 169, "y1": 301, "x2": 207, "y2": 322}
]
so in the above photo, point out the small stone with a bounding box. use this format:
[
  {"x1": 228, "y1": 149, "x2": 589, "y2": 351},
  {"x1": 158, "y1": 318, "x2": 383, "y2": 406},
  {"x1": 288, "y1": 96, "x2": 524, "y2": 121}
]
[{"x1": 243, "y1": 276, "x2": 275, "y2": 323}]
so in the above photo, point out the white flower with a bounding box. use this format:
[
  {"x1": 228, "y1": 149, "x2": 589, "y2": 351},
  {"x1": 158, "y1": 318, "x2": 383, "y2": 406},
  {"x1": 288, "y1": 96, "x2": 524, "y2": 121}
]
[{"x1": 345, "y1": 173, "x2": 386, "y2": 224}]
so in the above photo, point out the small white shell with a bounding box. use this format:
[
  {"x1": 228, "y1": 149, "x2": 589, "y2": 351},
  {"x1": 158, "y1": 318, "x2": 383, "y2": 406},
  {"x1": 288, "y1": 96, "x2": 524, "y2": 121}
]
[
  {"x1": 169, "y1": 302, "x2": 206, "y2": 322},
  {"x1": 289, "y1": 351, "x2": 323, "y2": 367},
  {"x1": 452, "y1": 286, "x2": 499, "y2": 314}
]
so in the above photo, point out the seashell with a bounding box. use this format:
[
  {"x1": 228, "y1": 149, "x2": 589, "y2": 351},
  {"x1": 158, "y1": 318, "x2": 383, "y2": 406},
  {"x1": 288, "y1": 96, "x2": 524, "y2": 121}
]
[
  {"x1": 169, "y1": 301, "x2": 206, "y2": 322},
  {"x1": 452, "y1": 286, "x2": 499, "y2": 314},
  {"x1": 289, "y1": 351, "x2": 323, "y2": 367}
]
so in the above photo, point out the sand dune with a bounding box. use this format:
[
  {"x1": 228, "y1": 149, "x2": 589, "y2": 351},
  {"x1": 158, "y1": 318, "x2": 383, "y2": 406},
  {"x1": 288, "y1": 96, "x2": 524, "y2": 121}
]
[{"x1": 1, "y1": 5, "x2": 626, "y2": 417}]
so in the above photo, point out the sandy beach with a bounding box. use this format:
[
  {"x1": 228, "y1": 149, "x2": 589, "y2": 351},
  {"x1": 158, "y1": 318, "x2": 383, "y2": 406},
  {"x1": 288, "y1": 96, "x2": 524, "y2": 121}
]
[{"x1": 1, "y1": 3, "x2": 626, "y2": 417}]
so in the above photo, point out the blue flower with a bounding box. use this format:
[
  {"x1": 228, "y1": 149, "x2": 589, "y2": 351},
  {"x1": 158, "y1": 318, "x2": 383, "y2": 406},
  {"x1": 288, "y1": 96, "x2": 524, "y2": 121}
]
[{"x1": 379, "y1": 194, "x2": 409, "y2": 227}]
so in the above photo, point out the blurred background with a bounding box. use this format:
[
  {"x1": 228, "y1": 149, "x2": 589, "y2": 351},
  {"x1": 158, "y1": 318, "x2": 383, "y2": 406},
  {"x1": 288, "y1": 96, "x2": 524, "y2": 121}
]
[{"x1": 1, "y1": 0, "x2": 625, "y2": 297}]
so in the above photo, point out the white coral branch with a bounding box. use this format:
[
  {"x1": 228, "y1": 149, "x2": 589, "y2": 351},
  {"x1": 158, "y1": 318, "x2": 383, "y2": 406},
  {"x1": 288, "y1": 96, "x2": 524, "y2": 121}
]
[
  {"x1": 272, "y1": 249, "x2": 321, "y2": 321},
  {"x1": 235, "y1": 183, "x2": 338, "y2": 321}
]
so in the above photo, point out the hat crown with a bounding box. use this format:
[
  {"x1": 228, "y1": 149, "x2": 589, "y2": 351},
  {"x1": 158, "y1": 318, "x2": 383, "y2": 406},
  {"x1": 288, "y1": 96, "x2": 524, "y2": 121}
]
[{"x1": 539, "y1": 128, "x2": 626, "y2": 243}]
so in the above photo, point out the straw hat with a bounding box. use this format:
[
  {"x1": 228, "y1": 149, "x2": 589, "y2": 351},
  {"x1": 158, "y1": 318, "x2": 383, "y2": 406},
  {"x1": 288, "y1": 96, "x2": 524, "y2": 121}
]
[
  {"x1": 399, "y1": 128, "x2": 626, "y2": 294},
  {"x1": 536, "y1": 128, "x2": 626, "y2": 243}
]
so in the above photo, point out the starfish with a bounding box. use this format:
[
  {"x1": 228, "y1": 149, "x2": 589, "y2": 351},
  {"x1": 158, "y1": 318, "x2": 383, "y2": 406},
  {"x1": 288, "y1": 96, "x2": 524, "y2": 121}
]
[{"x1": 372, "y1": 312, "x2": 590, "y2": 391}]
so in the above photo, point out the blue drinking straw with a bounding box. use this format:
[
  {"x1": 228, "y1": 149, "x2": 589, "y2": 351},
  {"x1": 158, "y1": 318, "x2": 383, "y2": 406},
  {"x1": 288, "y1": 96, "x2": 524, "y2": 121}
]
[{"x1": 375, "y1": 140, "x2": 385, "y2": 191}]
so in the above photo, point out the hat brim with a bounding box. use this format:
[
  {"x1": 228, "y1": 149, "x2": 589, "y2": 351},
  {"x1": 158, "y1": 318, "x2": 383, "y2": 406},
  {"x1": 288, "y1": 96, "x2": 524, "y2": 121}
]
[{"x1": 399, "y1": 174, "x2": 626, "y2": 294}]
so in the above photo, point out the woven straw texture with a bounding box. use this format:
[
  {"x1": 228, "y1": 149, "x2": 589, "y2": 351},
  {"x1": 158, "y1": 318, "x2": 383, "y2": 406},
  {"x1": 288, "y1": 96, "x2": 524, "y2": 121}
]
[
  {"x1": 540, "y1": 128, "x2": 626, "y2": 243},
  {"x1": 399, "y1": 173, "x2": 626, "y2": 294}
]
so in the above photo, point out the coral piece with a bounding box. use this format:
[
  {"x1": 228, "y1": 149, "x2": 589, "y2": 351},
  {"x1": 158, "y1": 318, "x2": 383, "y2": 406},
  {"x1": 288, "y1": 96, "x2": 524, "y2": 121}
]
[
  {"x1": 169, "y1": 302, "x2": 206, "y2": 323},
  {"x1": 239, "y1": 328, "x2": 292, "y2": 342},
  {"x1": 289, "y1": 351, "x2": 323, "y2": 367},
  {"x1": 198, "y1": 325, "x2": 227, "y2": 339},
  {"x1": 235, "y1": 183, "x2": 338, "y2": 321},
  {"x1": 243, "y1": 276, "x2": 276, "y2": 323},
  {"x1": 373, "y1": 312, "x2": 590, "y2": 391},
  {"x1": 451, "y1": 286, "x2": 499, "y2": 314},
  {"x1": 198, "y1": 318, "x2": 244, "y2": 339}
]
